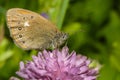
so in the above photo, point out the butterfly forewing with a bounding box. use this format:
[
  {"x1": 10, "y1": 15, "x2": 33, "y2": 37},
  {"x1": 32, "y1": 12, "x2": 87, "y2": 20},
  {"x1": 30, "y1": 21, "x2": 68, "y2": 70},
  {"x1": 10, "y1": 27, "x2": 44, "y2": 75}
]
[{"x1": 7, "y1": 8, "x2": 60, "y2": 50}]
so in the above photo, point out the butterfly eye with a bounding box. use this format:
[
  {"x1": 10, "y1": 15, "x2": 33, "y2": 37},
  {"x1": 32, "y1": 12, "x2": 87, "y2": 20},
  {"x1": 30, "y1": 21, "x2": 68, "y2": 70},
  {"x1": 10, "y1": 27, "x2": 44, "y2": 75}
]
[
  {"x1": 62, "y1": 33, "x2": 68, "y2": 40},
  {"x1": 62, "y1": 35, "x2": 66, "y2": 40}
]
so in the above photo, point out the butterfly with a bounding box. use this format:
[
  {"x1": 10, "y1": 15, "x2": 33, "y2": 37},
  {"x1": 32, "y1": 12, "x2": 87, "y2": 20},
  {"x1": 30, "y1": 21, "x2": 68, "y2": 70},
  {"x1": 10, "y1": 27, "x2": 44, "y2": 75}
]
[{"x1": 6, "y1": 8, "x2": 68, "y2": 50}]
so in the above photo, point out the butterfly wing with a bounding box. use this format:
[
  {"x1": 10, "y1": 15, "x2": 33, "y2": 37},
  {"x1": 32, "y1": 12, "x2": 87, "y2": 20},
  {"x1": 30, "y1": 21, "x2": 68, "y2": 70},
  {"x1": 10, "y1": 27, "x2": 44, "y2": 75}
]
[{"x1": 6, "y1": 8, "x2": 60, "y2": 50}]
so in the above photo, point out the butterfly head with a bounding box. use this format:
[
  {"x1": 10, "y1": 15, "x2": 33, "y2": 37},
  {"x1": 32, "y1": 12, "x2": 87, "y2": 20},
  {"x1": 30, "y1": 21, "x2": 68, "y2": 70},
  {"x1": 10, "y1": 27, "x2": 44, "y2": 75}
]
[{"x1": 50, "y1": 32, "x2": 68, "y2": 49}]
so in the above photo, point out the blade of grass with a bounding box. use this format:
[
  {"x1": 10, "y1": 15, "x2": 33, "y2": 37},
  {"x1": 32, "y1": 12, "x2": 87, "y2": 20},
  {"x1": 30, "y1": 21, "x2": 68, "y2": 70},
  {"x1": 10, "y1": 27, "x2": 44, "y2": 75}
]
[{"x1": 56, "y1": 0, "x2": 69, "y2": 29}]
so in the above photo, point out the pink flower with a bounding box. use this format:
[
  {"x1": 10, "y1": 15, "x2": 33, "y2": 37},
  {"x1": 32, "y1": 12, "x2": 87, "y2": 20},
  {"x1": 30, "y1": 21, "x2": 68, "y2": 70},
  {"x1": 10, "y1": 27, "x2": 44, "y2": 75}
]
[{"x1": 15, "y1": 47, "x2": 99, "y2": 80}]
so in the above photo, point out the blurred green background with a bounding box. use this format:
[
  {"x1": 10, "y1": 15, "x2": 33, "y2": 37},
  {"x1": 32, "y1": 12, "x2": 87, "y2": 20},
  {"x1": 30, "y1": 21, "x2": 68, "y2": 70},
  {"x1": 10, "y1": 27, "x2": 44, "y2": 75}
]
[{"x1": 0, "y1": 0, "x2": 120, "y2": 80}]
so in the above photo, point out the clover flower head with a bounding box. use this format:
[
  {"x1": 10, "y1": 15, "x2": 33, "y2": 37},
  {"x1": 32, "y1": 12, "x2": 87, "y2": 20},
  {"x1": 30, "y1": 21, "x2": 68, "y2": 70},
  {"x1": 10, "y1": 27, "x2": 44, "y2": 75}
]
[{"x1": 15, "y1": 47, "x2": 99, "y2": 80}]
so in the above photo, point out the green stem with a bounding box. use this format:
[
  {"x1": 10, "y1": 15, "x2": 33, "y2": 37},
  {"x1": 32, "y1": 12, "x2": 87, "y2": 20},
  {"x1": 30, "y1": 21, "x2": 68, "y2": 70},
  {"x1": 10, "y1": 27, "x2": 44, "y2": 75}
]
[{"x1": 57, "y1": 0, "x2": 69, "y2": 29}]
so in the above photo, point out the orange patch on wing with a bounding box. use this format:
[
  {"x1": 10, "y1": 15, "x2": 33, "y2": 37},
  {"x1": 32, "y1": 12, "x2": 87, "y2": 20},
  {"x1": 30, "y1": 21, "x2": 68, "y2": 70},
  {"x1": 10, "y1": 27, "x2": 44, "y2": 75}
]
[{"x1": 17, "y1": 10, "x2": 30, "y2": 14}]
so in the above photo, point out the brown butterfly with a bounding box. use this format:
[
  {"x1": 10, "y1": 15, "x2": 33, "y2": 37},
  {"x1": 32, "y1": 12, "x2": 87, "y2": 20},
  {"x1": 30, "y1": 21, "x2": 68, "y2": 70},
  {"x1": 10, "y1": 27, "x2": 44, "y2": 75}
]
[{"x1": 6, "y1": 8, "x2": 68, "y2": 50}]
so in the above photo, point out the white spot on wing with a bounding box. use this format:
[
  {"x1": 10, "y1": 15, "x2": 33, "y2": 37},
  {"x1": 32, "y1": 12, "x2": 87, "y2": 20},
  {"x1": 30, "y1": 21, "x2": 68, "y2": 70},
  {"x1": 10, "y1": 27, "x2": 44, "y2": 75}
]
[{"x1": 24, "y1": 21, "x2": 30, "y2": 27}]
